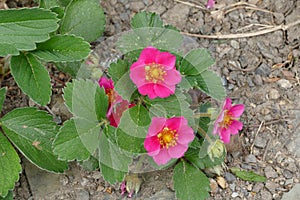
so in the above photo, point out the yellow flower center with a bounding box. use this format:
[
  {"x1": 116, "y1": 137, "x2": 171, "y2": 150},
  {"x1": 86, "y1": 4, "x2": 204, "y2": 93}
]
[
  {"x1": 106, "y1": 89, "x2": 116, "y2": 104},
  {"x1": 145, "y1": 63, "x2": 166, "y2": 83},
  {"x1": 157, "y1": 127, "x2": 178, "y2": 149},
  {"x1": 220, "y1": 110, "x2": 233, "y2": 128}
]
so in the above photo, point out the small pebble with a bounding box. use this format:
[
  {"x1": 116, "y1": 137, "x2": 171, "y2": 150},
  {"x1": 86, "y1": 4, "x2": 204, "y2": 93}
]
[
  {"x1": 269, "y1": 88, "x2": 280, "y2": 100},
  {"x1": 231, "y1": 192, "x2": 239, "y2": 198},
  {"x1": 245, "y1": 154, "x2": 257, "y2": 163},
  {"x1": 225, "y1": 172, "x2": 236, "y2": 183},
  {"x1": 265, "y1": 166, "x2": 278, "y2": 179},
  {"x1": 277, "y1": 79, "x2": 292, "y2": 89}
]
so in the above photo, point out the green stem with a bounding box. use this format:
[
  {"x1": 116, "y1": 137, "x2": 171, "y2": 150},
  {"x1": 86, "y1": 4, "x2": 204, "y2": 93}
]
[
  {"x1": 197, "y1": 127, "x2": 213, "y2": 144},
  {"x1": 194, "y1": 112, "x2": 211, "y2": 118}
]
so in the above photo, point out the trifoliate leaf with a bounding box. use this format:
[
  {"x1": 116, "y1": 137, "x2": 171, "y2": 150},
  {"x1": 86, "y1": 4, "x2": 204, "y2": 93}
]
[
  {"x1": 99, "y1": 126, "x2": 131, "y2": 184},
  {"x1": 10, "y1": 52, "x2": 51, "y2": 106},
  {"x1": 131, "y1": 12, "x2": 163, "y2": 29},
  {"x1": 230, "y1": 167, "x2": 267, "y2": 182},
  {"x1": 115, "y1": 105, "x2": 150, "y2": 154},
  {"x1": 1, "y1": 107, "x2": 68, "y2": 173},
  {"x1": 186, "y1": 70, "x2": 226, "y2": 101},
  {"x1": 108, "y1": 59, "x2": 130, "y2": 83},
  {"x1": 180, "y1": 49, "x2": 215, "y2": 76},
  {"x1": 173, "y1": 161, "x2": 210, "y2": 200},
  {"x1": 60, "y1": 0, "x2": 105, "y2": 42},
  {"x1": 0, "y1": 133, "x2": 21, "y2": 198},
  {"x1": 147, "y1": 91, "x2": 196, "y2": 129},
  {"x1": 53, "y1": 119, "x2": 90, "y2": 161},
  {"x1": 0, "y1": 87, "x2": 7, "y2": 114},
  {"x1": 69, "y1": 79, "x2": 107, "y2": 155},
  {"x1": 31, "y1": 35, "x2": 90, "y2": 62},
  {"x1": 117, "y1": 27, "x2": 183, "y2": 55},
  {"x1": 0, "y1": 8, "x2": 59, "y2": 56}
]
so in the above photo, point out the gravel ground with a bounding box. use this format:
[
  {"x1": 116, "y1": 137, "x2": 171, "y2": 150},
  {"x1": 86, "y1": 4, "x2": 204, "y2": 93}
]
[{"x1": 2, "y1": 0, "x2": 300, "y2": 199}]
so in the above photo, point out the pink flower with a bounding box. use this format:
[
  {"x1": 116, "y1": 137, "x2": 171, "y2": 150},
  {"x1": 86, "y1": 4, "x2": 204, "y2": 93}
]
[
  {"x1": 206, "y1": 0, "x2": 215, "y2": 9},
  {"x1": 144, "y1": 116, "x2": 194, "y2": 165},
  {"x1": 129, "y1": 46, "x2": 182, "y2": 99},
  {"x1": 98, "y1": 77, "x2": 134, "y2": 127},
  {"x1": 212, "y1": 98, "x2": 245, "y2": 144}
]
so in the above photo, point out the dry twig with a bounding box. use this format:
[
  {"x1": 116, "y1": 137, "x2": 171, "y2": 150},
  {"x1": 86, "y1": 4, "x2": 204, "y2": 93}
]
[{"x1": 181, "y1": 19, "x2": 300, "y2": 39}]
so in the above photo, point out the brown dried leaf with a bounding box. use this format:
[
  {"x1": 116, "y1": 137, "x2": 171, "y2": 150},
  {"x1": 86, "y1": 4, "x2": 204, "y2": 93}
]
[{"x1": 216, "y1": 176, "x2": 227, "y2": 189}]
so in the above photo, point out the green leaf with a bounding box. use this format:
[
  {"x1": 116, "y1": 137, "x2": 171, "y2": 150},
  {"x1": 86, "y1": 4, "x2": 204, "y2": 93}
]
[
  {"x1": 1, "y1": 107, "x2": 68, "y2": 173},
  {"x1": 70, "y1": 79, "x2": 107, "y2": 154},
  {"x1": 114, "y1": 105, "x2": 150, "y2": 154},
  {"x1": 99, "y1": 127, "x2": 131, "y2": 184},
  {"x1": 180, "y1": 49, "x2": 215, "y2": 76},
  {"x1": 31, "y1": 35, "x2": 90, "y2": 62},
  {"x1": 0, "y1": 190, "x2": 13, "y2": 200},
  {"x1": 186, "y1": 70, "x2": 226, "y2": 101},
  {"x1": 0, "y1": 8, "x2": 59, "y2": 56},
  {"x1": 55, "y1": 61, "x2": 90, "y2": 78},
  {"x1": 230, "y1": 167, "x2": 267, "y2": 182},
  {"x1": 173, "y1": 161, "x2": 210, "y2": 200},
  {"x1": 53, "y1": 119, "x2": 90, "y2": 161},
  {"x1": 0, "y1": 133, "x2": 21, "y2": 198},
  {"x1": 0, "y1": 87, "x2": 7, "y2": 114},
  {"x1": 131, "y1": 12, "x2": 163, "y2": 29},
  {"x1": 147, "y1": 91, "x2": 196, "y2": 129},
  {"x1": 10, "y1": 52, "x2": 51, "y2": 105},
  {"x1": 79, "y1": 155, "x2": 99, "y2": 171},
  {"x1": 107, "y1": 59, "x2": 130, "y2": 83},
  {"x1": 0, "y1": 44, "x2": 18, "y2": 56},
  {"x1": 39, "y1": 0, "x2": 60, "y2": 9},
  {"x1": 60, "y1": 0, "x2": 106, "y2": 42},
  {"x1": 62, "y1": 82, "x2": 74, "y2": 112},
  {"x1": 117, "y1": 27, "x2": 183, "y2": 55},
  {"x1": 113, "y1": 71, "x2": 137, "y2": 101}
]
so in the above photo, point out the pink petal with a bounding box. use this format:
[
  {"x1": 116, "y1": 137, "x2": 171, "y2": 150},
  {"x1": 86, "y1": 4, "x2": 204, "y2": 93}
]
[
  {"x1": 206, "y1": 0, "x2": 215, "y2": 9},
  {"x1": 165, "y1": 116, "x2": 182, "y2": 131},
  {"x1": 138, "y1": 84, "x2": 156, "y2": 99},
  {"x1": 223, "y1": 98, "x2": 232, "y2": 110},
  {"x1": 155, "y1": 52, "x2": 176, "y2": 70},
  {"x1": 168, "y1": 143, "x2": 188, "y2": 158},
  {"x1": 153, "y1": 84, "x2": 174, "y2": 98},
  {"x1": 177, "y1": 127, "x2": 194, "y2": 144},
  {"x1": 163, "y1": 69, "x2": 182, "y2": 85},
  {"x1": 153, "y1": 148, "x2": 171, "y2": 165},
  {"x1": 148, "y1": 117, "x2": 166, "y2": 137},
  {"x1": 144, "y1": 136, "x2": 161, "y2": 156},
  {"x1": 138, "y1": 46, "x2": 160, "y2": 64},
  {"x1": 229, "y1": 104, "x2": 245, "y2": 117},
  {"x1": 228, "y1": 120, "x2": 243, "y2": 134},
  {"x1": 220, "y1": 128, "x2": 231, "y2": 144},
  {"x1": 130, "y1": 66, "x2": 147, "y2": 86},
  {"x1": 130, "y1": 60, "x2": 145, "y2": 70},
  {"x1": 98, "y1": 77, "x2": 114, "y2": 90}
]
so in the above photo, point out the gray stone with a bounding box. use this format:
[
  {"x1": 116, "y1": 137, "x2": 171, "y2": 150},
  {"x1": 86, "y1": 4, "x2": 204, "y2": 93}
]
[
  {"x1": 245, "y1": 154, "x2": 257, "y2": 163},
  {"x1": 130, "y1": 1, "x2": 145, "y2": 12},
  {"x1": 162, "y1": 4, "x2": 190, "y2": 30},
  {"x1": 230, "y1": 40, "x2": 240, "y2": 49},
  {"x1": 255, "y1": 63, "x2": 271, "y2": 76},
  {"x1": 277, "y1": 79, "x2": 293, "y2": 89},
  {"x1": 76, "y1": 189, "x2": 89, "y2": 200},
  {"x1": 264, "y1": 166, "x2": 278, "y2": 178},
  {"x1": 285, "y1": 179, "x2": 293, "y2": 186},
  {"x1": 231, "y1": 192, "x2": 239, "y2": 198},
  {"x1": 224, "y1": 172, "x2": 236, "y2": 183},
  {"x1": 254, "y1": 136, "x2": 267, "y2": 148},
  {"x1": 281, "y1": 184, "x2": 300, "y2": 200},
  {"x1": 144, "y1": 189, "x2": 175, "y2": 200},
  {"x1": 260, "y1": 190, "x2": 272, "y2": 200},
  {"x1": 24, "y1": 159, "x2": 63, "y2": 199},
  {"x1": 252, "y1": 182, "x2": 264, "y2": 193},
  {"x1": 283, "y1": 169, "x2": 293, "y2": 179},
  {"x1": 269, "y1": 89, "x2": 280, "y2": 100},
  {"x1": 265, "y1": 181, "x2": 279, "y2": 194},
  {"x1": 253, "y1": 74, "x2": 263, "y2": 86}
]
